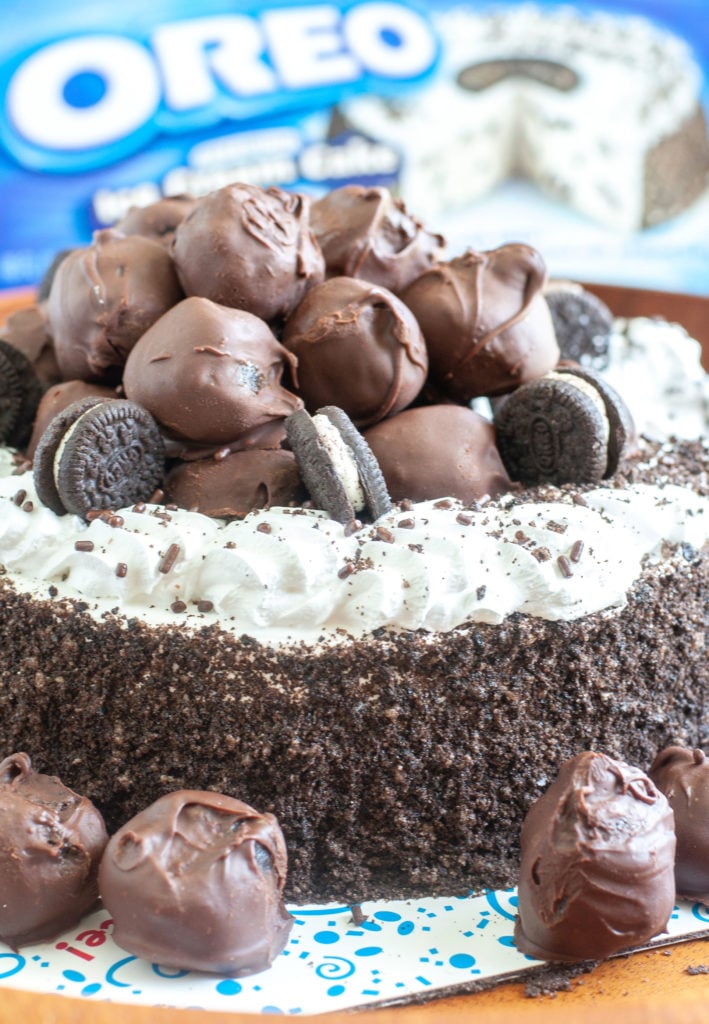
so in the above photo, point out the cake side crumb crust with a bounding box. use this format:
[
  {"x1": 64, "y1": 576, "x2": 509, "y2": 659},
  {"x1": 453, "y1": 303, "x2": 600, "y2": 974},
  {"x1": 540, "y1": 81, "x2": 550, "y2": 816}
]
[{"x1": 1, "y1": 543, "x2": 706, "y2": 903}]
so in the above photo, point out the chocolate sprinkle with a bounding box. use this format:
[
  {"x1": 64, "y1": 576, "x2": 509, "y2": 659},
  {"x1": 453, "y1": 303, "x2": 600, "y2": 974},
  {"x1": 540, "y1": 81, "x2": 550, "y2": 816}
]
[
  {"x1": 557, "y1": 555, "x2": 574, "y2": 578},
  {"x1": 159, "y1": 543, "x2": 180, "y2": 574}
]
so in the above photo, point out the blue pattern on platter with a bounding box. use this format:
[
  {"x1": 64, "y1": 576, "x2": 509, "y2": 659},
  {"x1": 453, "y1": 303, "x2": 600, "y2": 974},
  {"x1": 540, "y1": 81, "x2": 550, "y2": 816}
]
[{"x1": 0, "y1": 894, "x2": 706, "y2": 1015}]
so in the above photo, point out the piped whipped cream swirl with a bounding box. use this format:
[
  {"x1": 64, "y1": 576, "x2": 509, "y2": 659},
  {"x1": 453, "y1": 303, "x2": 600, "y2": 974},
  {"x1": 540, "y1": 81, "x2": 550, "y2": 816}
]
[{"x1": 1, "y1": 449, "x2": 706, "y2": 646}]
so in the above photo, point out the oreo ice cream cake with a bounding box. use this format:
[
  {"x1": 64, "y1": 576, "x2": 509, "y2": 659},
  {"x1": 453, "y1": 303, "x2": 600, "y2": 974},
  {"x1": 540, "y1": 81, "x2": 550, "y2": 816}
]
[{"x1": 0, "y1": 183, "x2": 707, "y2": 904}]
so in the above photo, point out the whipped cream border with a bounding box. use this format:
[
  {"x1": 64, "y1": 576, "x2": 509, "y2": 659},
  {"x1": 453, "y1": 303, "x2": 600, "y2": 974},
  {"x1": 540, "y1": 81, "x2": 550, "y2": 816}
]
[{"x1": 1, "y1": 445, "x2": 706, "y2": 648}]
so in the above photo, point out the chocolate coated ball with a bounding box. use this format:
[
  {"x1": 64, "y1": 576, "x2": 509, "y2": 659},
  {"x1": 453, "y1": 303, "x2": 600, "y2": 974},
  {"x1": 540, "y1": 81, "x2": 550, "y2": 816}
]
[
  {"x1": 0, "y1": 753, "x2": 108, "y2": 947},
  {"x1": 364, "y1": 404, "x2": 513, "y2": 503},
  {"x1": 173, "y1": 183, "x2": 324, "y2": 322},
  {"x1": 99, "y1": 790, "x2": 293, "y2": 976},
  {"x1": 401, "y1": 244, "x2": 559, "y2": 401},
  {"x1": 514, "y1": 751, "x2": 676, "y2": 962},
  {"x1": 283, "y1": 277, "x2": 428, "y2": 427}
]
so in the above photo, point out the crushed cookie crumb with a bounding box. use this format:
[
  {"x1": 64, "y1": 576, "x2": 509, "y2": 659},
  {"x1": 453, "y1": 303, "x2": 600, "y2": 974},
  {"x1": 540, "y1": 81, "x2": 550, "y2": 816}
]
[{"x1": 546, "y1": 520, "x2": 568, "y2": 534}]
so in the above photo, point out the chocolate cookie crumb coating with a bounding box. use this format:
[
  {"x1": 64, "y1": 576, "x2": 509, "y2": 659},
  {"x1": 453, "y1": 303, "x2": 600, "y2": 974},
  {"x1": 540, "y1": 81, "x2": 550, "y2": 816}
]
[
  {"x1": 165, "y1": 449, "x2": 305, "y2": 518},
  {"x1": 514, "y1": 752, "x2": 676, "y2": 962},
  {"x1": 0, "y1": 753, "x2": 108, "y2": 948},
  {"x1": 99, "y1": 790, "x2": 293, "y2": 976},
  {"x1": 400, "y1": 244, "x2": 559, "y2": 401},
  {"x1": 173, "y1": 183, "x2": 324, "y2": 323},
  {"x1": 365, "y1": 404, "x2": 513, "y2": 503},
  {"x1": 283, "y1": 277, "x2": 428, "y2": 427},
  {"x1": 650, "y1": 746, "x2": 709, "y2": 903},
  {"x1": 47, "y1": 229, "x2": 183, "y2": 384},
  {"x1": 310, "y1": 184, "x2": 443, "y2": 294},
  {"x1": 123, "y1": 296, "x2": 301, "y2": 445}
]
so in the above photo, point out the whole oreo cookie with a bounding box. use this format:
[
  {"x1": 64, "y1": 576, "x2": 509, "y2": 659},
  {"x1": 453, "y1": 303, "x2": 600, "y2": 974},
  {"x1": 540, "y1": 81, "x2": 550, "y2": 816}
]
[
  {"x1": 544, "y1": 282, "x2": 614, "y2": 370},
  {"x1": 0, "y1": 339, "x2": 44, "y2": 449},
  {"x1": 33, "y1": 398, "x2": 165, "y2": 518},
  {"x1": 494, "y1": 366, "x2": 635, "y2": 484},
  {"x1": 285, "y1": 406, "x2": 391, "y2": 523}
]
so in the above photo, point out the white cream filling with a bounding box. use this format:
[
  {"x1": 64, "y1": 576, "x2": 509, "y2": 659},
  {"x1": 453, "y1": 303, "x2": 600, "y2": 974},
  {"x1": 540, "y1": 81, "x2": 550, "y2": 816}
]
[
  {"x1": 52, "y1": 405, "x2": 99, "y2": 489},
  {"x1": 312, "y1": 413, "x2": 366, "y2": 512},
  {"x1": 547, "y1": 371, "x2": 611, "y2": 446}
]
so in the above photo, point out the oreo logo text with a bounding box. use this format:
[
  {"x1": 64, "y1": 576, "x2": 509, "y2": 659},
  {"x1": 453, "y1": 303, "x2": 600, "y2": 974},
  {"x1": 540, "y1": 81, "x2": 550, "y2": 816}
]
[{"x1": 3, "y1": 3, "x2": 437, "y2": 172}]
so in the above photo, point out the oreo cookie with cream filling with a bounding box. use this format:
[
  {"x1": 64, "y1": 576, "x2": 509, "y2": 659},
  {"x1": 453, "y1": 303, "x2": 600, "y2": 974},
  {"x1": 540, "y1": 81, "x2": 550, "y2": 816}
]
[
  {"x1": 285, "y1": 405, "x2": 391, "y2": 523},
  {"x1": 0, "y1": 339, "x2": 44, "y2": 449},
  {"x1": 494, "y1": 365, "x2": 635, "y2": 484},
  {"x1": 544, "y1": 281, "x2": 614, "y2": 370},
  {"x1": 33, "y1": 397, "x2": 165, "y2": 518}
]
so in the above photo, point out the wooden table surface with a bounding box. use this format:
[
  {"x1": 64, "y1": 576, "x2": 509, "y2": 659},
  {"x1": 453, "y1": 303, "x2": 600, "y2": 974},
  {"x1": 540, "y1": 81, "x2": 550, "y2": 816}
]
[
  {"x1": 1, "y1": 284, "x2": 708, "y2": 1019},
  {"x1": 0, "y1": 936, "x2": 707, "y2": 1022}
]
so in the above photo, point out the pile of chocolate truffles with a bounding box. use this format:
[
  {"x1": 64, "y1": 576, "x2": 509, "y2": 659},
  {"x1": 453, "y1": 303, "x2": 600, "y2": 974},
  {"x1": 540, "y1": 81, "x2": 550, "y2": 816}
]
[{"x1": 1, "y1": 179, "x2": 624, "y2": 522}]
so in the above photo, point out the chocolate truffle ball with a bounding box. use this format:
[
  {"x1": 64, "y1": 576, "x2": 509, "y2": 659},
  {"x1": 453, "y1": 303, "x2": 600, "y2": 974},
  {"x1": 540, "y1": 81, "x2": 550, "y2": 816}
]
[
  {"x1": 99, "y1": 790, "x2": 293, "y2": 976},
  {"x1": 123, "y1": 296, "x2": 301, "y2": 446},
  {"x1": 650, "y1": 746, "x2": 709, "y2": 903},
  {"x1": 1, "y1": 305, "x2": 59, "y2": 387},
  {"x1": 310, "y1": 184, "x2": 443, "y2": 294},
  {"x1": 514, "y1": 751, "x2": 676, "y2": 962},
  {"x1": 114, "y1": 194, "x2": 197, "y2": 248},
  {"x1": 0, "y1": 752, "x2": 108, "y2": 948},
  {"x1": 173, "y1": 183, "x2": 325, "y2": 323},
  {"x1": 47, "y1": 229, "x2": 183, "y2": 384},
  {"x1": 165, "y1": 449, "x2": 305, "y2": 518},
  {"x1": 283, "y1": 277, "x2": 428, "y2": 427},
  {"x1": 400, "y1": 244, "x2": 559, "y2": 401},
  {"x1": 364, "y1": 405, "x2": 513, "y2": 503},
  {"x1": 27, "y1": 379, "x2": 117, "y2": 459}
]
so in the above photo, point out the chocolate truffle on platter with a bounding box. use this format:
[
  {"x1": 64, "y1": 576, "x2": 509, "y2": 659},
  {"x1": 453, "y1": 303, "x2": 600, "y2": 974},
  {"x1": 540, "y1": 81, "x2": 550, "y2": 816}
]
[
  {"x1": 114, "y1": 194, "x2": 197, "y2": 248},
  {"x1": 165, "y1": 448, "x2": 306, "y2": 518},
  {"x1": 400, "y1": 244, "x2": 559, "y2": 401},
  {"x1": 0, "y1": 753, "x2": 108, "y2": 948},
  {"x1": 283, "y1": 276, "x2": 428, "y2": 427},
  {"x1": 123, "y1": 296, "x2": 301, "y2": 446},
  {"x1": 47, "y1": 229, "x2": 183, "y2": 384},
  {"x1": 99, "y1": 790, "x2": 293, "y2": 976},
  {"x1": 514, "y1": 751, "x2": 676, "y2": 963},
  {"x1": 650, "y1": 746, "x2": 709, "y2": 903},
  {"x1": 364, "y1": 404, "x2": 513, "y2": 503},
  {"x1": 310, "y1": 184, "x2": 444, "y2": 294},
  {"x1": 173, "y1": 183, "x2": 325, "y2": 323}
]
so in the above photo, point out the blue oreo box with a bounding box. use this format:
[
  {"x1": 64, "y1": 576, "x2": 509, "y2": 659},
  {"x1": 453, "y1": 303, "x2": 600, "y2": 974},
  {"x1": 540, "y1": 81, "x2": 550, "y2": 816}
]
[{"x1": 1, "y1": 0, "x2": 708, "y2": 295}]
